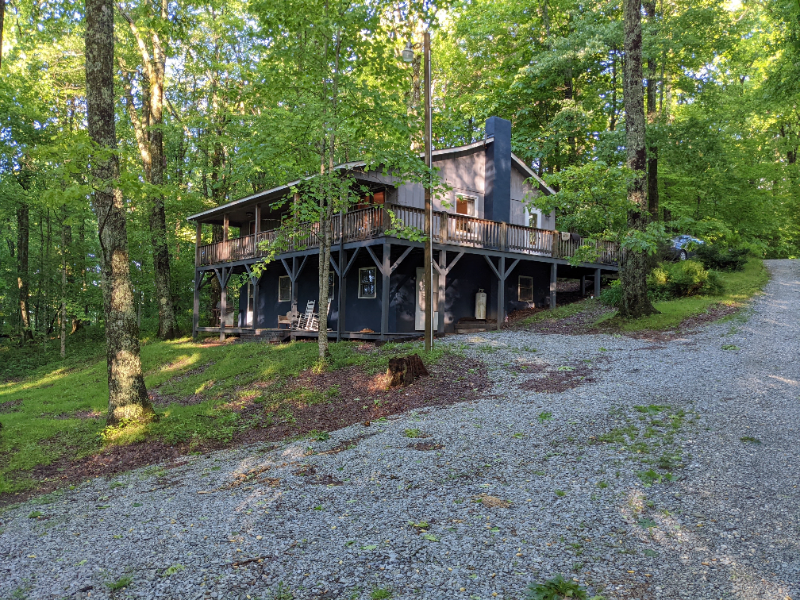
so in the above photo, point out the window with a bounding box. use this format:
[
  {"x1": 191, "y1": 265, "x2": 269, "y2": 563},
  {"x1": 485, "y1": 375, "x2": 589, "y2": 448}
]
[
  {"x1": 456, "y1": 195, "x2": 475, "y2": 216},
  {"x1": 518, "y1": 276, "x2": 534, "y2": 303},
  {"x1": 358, "y1": 267, "x2": 377, "y2": 299},
  {"x1": 278, "y1": 276, "x2": 291, "y2": 302},
  {"x1": 355, "y1": 189, "x2": 386, "y2": 210},
  {"x1": 528, "y1": 212, "x2": 538, "y2": 229}
]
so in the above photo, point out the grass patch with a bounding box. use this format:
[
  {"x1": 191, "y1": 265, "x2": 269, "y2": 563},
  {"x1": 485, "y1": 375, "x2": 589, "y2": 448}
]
[
  {"x1": 0, "y1": 336, "x2": 450, "y2": 495},
  {"x1": 594, "y1": 258, "x2": 768, "y2": 332},
  {"x1": 521, "y1": 300, "x2": 596, "y2": 325}
]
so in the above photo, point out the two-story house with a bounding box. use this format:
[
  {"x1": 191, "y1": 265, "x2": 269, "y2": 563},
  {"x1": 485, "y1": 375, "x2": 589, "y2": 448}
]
[{"x1": 188, "y1": 117, "x2": 618, "y2": 341}]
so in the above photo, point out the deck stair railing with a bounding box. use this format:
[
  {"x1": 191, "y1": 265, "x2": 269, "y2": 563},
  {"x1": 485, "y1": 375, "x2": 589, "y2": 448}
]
[{"x1": 196, "y1": 204, "x2": 618, "y2": 267}]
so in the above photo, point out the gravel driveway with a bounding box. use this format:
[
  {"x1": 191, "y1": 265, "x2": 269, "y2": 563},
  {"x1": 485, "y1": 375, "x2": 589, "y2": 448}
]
[{"x1": 1, "y1": 259, "x2": 798, "y2": 600}]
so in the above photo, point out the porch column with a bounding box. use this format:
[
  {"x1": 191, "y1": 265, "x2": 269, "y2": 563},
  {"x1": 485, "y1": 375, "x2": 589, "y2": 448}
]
[
  {"x1": 580, "y1": 275, "x2": 586, "y2": 296},
  {"x1": 437, "y1": 250, "x2": 446, "y2": 334},
  {"x1": 195, "y1": 221, "x2": 202, "y2": 267},
  {"x1": 192, "y1": 269, "x2": 200, "y2": 341},
  {"x1": 594, "y1": 268, "x2": 601, "y2": 297},
  {"x1": 380, "y1": 243, "x2": 391, "y2": 340},
  {"x1": 497, "y1": 256, "x2": 505, "y2": 330},
  {"x1": 337, "y1": 216, "x2": 345, "y2": 341},
  {"x1": 251, "y1": 270, "x2": 260, "y2": 331},
  {"x1": 219, "y1": 267, "x2": 227, "y2": 341},
  {"x1": 254, "y1": 204, "x2": 261, "y2": 234},
  {"x1": 291, "y1": 257, "x2": 298, "y2": 314},
  {"x1": 549, "y1": 263, "x2": 557, "y2": 309},
  {"x1": 222, "y1": 213, "x2": 230, "y2": 263}
]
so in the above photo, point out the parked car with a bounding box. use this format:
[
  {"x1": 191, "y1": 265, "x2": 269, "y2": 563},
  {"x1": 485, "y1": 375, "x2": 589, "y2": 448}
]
[{"x1": 668, "y1": 235, "x2": 704, "y2": 261}]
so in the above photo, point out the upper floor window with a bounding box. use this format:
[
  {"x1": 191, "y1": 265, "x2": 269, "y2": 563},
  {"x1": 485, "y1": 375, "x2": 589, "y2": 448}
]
[
  {"x1": 456, "y1": 195, "x2": 476, "y2": 216},
  {"x1": 355, "y1": 190, "x2": 386, "y2": 210}
]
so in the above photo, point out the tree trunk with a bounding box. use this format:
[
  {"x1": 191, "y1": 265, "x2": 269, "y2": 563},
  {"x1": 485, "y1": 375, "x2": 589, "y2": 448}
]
[
  {"x1": 85, "y1": 0, "x2": 154, "y2": 425},
  {"x1": 0, "y1": 0, "x2": 5, "y2": 70},
  {"x1": 16, "y1": 204, "x2": 33, "y2": 342},
  {"x1": 317, "y1": 204, "x2": 332, "y2": 359},
  {"x1": 119, "y1": 9, "x2": 178, "y2": 340},
  {"x1": 620, "y1": 0, "x2": 657, "y2": 318},
  {"x1": 61, "y1": 213, "x2": 71, "y2": 358},
  {"x1": 644, "y1": 0, "x2": 659, "y2": 220}
]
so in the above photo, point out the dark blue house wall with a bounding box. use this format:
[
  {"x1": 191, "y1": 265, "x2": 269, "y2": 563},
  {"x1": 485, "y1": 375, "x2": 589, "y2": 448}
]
[
  {"x1": 248, "y1": 261, "x2": 340, "y2": 329},
  {"x1": 239, "y1": 247, "x2": 560, "y2": 333},
  {"x1": 343, "y1": 251, "x2": 383, "y2": 333},
  {"x1": 506, "y1": 261, "x2": 551, "y2": 313}
]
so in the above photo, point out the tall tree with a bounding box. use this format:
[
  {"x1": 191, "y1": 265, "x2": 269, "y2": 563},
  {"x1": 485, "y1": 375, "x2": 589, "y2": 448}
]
[
  {"x1": 117, "y1": 1, "x2": 178, "y2": 340},
  {"x1": 620, "y1": 0, "x2": 656, "y2": 317},
  {"x1": 644, "y1": 0, "x2": 659, "y2": 219},
  {"x1": 85, "y1": 0, "x2": 154, "y2": 424},
  {"x1": 16, "y1": 202, "x2": 32, "y2": 341}
]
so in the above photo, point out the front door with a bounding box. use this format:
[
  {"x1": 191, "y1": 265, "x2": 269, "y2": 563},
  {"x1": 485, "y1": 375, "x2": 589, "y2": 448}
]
[{"x1": 415, "y1": 267, "x2": 439, "y2": 330}]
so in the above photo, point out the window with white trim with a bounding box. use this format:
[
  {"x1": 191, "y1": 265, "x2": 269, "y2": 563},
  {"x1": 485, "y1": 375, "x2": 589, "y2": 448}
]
[
  {"x1": 518, "y1": 275, "x2": 534, "y2": 303},
  {"x1": 278, "y1": 276, "x2": 291, "y2": 302},
  {"x1": 456, "y1": 195, "x2": 476, "y2": 216},
  {"x1": 358, "y1": 267, "x2": 377, "y2": 299}
]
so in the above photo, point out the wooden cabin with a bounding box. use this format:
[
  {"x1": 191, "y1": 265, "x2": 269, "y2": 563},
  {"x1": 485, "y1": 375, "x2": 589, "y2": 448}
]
[{"x1": 188, "y1": 117, "x2": 619, "y2": 341}]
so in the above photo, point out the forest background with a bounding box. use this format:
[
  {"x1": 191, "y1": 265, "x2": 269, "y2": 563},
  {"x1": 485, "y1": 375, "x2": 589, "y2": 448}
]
[{"x1": 1, "y1": 0, "x2": 798, "y2": 346}]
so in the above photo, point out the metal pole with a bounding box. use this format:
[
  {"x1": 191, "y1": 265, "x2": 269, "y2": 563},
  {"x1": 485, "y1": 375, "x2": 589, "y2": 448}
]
[{"x1": 423, "y1": 31, "x2": 433, "y2": 352}]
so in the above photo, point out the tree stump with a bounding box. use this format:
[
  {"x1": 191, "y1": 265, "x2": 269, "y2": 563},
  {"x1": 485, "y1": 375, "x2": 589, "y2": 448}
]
[{"x1": 386, "y1": 354, "x2": 429, "y2": 388}]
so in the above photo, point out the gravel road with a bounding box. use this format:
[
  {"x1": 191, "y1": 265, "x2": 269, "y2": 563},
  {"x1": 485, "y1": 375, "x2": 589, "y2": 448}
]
[{"x1": 1, "y1": 259, "x2": 797, "y2": 600}]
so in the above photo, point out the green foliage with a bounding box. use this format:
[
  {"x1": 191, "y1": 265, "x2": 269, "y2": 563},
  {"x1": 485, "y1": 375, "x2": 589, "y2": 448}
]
[
  {"x1": 648, "y1": 261, "x2": 723, "y2": 300},
  {"x1": 695, "y1": 244, "x2": 750, "y2": 272},
  {"x1": 525, "y1": 574, "x2": 593, "y2": 600},
  {"x1": 105, "y1": 576, "x2": 133, "y2": 590}
]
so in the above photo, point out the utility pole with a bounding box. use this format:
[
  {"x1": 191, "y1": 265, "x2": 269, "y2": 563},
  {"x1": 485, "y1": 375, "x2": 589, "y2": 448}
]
[{"x1": 423, "y1": 31, "x2": 433, "y2": 352}]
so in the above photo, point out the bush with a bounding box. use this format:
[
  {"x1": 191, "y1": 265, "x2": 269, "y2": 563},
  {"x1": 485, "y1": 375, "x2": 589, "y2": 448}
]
[
  {"x1": 600, "y1": 261, "x2": 723, "y2": 308},
  {"x1": 599, "y1": 279, "x2": 623, "y2": 308},
  {"x1": 649, "y1": 260, "x2": 723, "y2": 299},
  {"x1": 695, "y1": 244, "x2": 749, "y2": 272}
]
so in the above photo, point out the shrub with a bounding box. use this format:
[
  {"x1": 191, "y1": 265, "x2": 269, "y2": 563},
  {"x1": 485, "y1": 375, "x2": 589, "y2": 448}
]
[
  {"x1": 648, "y1": 260, "x2": 723, "y2": 299},
  {"x1": 599, "y1": 279, "x2": 622, "y2": 308},
  {"x1": 525, "y1": 574, "x2": 595, "y2": 600},
  {"x1": 601, "y1": 261, "x2": 722, "y2": 308},
  {"x1": 695, "y1": 244, "x2": 749, "y2": 272}
]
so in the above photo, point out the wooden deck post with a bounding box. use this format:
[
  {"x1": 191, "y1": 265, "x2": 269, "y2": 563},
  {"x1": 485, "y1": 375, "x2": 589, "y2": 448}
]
[
  {"x1": 222, "y1": 213, "x2": 230, "y2": 262},
  {"x1": 195, "y1": 221, "x2": 202, "y2": 267},
  {"x1": 254, "y1": 204, "x2": 261, "y2": 234},
  {"x1": 437, "y1": 250, "x2": 446, "y2": 334},
  {"x1": 499, "y1": 222, "x2": 507, "y2": 252},
  {"x1": 291, "y1": 256, "x2": 298, "y2": 314},
  {"x1": 192, "y1": 269, "x2": 200, "y2": 341},
  {"x1": 439, "y1": 212, "x2": 448, "y2": 244},
  {"x1": 550, "y1": 263, "x2": 557, "y2": 309},
  {"x1": 594, "y1": 268, "x2": 601, "y2": 297},
  {"x1": 380, "y1": 243, "x2": 390, "y2": 340},
  {"x1": 220, "y1": 267, "x2": 227, "y2": 341},
  {"x1": 497, "y1": 256, "x2": 505, "y2": 330},
  {"x1": 337, "y1": 214, "x2": 345, "y2": 341},
  {"x1": 250, "y1": 268, "x2": 259, "y2": 332}
]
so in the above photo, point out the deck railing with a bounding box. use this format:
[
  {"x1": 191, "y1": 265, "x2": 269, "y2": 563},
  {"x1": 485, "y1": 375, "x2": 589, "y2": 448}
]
[{"x1": 196, "y1": 204, "x2": 618, "y2": 267}]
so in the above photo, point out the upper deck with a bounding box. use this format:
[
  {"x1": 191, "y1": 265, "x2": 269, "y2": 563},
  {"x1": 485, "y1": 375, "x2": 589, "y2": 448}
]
[{"x1": 195, "y1": 204, "x2": 618, "y2": 268}]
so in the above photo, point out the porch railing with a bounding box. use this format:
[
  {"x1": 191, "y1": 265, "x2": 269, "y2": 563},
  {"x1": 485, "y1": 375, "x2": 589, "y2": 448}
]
[{"x1": 196, "y1": 204, "x2": 619, "y2": 267}]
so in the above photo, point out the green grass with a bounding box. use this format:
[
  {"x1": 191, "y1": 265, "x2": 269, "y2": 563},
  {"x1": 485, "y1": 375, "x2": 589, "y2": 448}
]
[
  {"x1": 594, "y1": 258, "x2": 768, "y2": 332},
  {"x1": 0, "y1": 335, "x2": 450, "y2": 495},
  {"x1": 521, "y1": 299, "x2": 596, "y2": 325}
]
